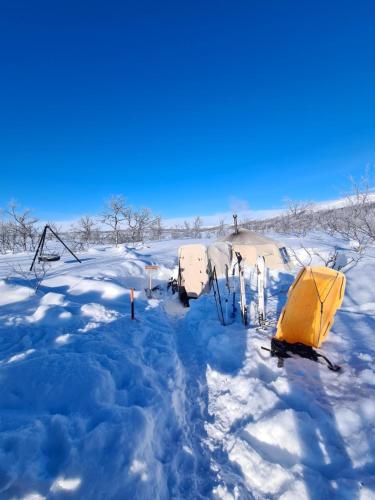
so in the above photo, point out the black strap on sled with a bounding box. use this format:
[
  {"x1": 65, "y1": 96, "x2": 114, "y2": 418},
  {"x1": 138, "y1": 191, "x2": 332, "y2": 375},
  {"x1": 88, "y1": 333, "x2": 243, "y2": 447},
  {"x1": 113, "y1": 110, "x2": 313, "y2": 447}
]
[
  {"x1": 262, "y1": 338, "x2": 341, "y2": 372},
  {"x1": 167, "y1": 277, "x2": 179, "y2": 294}
]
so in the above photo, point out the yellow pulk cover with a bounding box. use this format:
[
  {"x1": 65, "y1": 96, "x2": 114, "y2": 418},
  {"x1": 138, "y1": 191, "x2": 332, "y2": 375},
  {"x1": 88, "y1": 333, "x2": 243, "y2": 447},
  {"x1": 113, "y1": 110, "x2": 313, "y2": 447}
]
[{"x1": 275, "y1": 266, "x2": 346, "y2": 348}]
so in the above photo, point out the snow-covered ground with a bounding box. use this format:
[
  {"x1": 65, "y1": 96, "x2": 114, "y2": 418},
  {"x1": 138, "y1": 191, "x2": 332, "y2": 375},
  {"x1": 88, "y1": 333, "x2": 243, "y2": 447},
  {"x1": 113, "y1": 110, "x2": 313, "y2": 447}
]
[{"x1": 0, "y1": 236, "x2": 374, "y2": 499}]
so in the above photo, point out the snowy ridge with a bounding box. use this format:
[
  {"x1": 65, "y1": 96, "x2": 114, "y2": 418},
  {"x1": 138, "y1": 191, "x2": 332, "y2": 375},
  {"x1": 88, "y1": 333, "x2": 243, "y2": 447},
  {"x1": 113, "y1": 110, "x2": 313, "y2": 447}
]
[
  {"x1": 42, "y1": 192, "x2": 375, "y2": 232},
  {"x1": 164, "y1": 192, "x2": 375, "y2": 227},
  {"x1": 0, "y1": 237, "x2": 374, "y2": 498}
]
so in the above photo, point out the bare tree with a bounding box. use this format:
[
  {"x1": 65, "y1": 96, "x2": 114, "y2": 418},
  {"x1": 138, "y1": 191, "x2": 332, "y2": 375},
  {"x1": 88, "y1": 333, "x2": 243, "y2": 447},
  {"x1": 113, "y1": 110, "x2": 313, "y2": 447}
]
[
  {"x1": 123, "y1": 207, "x2": 155, "y2": 245},
  {"x1": 216, "y1": 219, "x2": 226, "y2": 237},
  {"x1": 289, "y1": 243, "x2": 364, "y2": 274},
  {"x1": 171, "y1": 225, "x2": 181, "y2": 239},
  {"x1": 0, "y1": 211, "x2": 14, "y2": 254},
  {"x1": 6, "y1": 201, "x2": 39, "y2": 252},
  {"x1": 284, "y1": 199, "x2": 314, "y2": 236},
  {"x1": 101, "y1": 195, "x2": 127, "y2": 246},
  {"x1": 46, "y1": 221, "x2": 63, "y2": 234},
  {"x1": 192, "y1": 216, "x2": 203, "y2": 238},
  {"x1": 10, "y1": 260, "x2": 49, "y2": 293},
  {"x1": 334, "y1": 172, "x2": 374, "y2": 247},
  {"x1": 74, "y1": 216, "x2": 97, "y2": 248},
  {"x1": 150, "y1": 216, "x2": 163, "y2": 240},
  {"x1": 183, "y1": 220, "x2": 191, "y2": 238}
]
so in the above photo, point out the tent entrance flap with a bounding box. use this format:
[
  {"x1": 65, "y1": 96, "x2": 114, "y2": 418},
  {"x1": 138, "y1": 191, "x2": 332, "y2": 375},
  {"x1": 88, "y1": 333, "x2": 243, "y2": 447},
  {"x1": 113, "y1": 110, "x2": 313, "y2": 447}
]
[{"x1": 275, "y1": 266, "x2": 346, "y2": 348}]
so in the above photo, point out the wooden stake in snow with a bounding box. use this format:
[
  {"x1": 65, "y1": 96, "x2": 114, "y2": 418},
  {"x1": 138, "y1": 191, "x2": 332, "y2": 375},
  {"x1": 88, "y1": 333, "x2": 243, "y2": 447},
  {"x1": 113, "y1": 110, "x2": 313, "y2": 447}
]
[
  {"x1": 130, "y1": 288, "x2": 135, "y2": 320},
  {"x1": 145, "y1": 265, "x2": 159, "y2": 298},
  {"x1": 256, "y1": 256, "x2": 266, "y2": 325}
]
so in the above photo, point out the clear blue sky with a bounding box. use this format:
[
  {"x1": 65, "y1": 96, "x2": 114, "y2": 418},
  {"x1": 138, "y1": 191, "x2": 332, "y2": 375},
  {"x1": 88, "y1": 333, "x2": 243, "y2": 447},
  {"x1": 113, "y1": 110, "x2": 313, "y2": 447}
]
[{"x1": 0, "y1": 0, "x2": 374, "y2": 220}]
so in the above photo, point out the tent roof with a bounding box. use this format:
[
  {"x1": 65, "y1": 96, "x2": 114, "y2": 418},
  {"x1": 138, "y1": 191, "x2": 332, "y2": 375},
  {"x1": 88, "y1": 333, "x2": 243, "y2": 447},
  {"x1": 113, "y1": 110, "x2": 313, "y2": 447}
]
[{"x1": 220, "y1": 228, "x2": 281, "y2": 246}]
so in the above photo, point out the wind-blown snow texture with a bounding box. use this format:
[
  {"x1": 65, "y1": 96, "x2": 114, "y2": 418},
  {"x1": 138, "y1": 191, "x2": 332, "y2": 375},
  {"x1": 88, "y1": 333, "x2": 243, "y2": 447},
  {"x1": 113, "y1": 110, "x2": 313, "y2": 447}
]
[{"x1": 0, "y1": 236, "x2": 374, "y2": 499}]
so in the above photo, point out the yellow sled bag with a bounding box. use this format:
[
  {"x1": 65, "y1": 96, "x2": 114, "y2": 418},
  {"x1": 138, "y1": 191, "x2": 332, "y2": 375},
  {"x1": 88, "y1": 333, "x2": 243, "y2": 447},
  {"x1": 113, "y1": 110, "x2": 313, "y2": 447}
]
[{"x1": 275, "y1": 266, "x2": 346, "y2": 348}]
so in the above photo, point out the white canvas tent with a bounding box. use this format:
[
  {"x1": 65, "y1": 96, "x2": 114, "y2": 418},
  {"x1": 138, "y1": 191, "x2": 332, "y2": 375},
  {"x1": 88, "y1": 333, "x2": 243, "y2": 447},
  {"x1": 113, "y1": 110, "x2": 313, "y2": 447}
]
[
  {"x1": 207, "y1": 241, "x2": 232, "y2": 278},
  {"x1": 177, "y1": 230, "x2": 292, "y2": 305},
  {"x1": 219, "y1": 228, "x2": 292, "y2": 271}
]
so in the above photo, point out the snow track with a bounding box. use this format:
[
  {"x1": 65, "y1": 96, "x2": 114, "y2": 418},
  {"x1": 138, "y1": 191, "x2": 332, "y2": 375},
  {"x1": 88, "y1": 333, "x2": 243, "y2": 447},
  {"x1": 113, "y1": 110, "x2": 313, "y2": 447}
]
[{"x1": 171, "y1": 303, "x2": 253, "y2": 500}]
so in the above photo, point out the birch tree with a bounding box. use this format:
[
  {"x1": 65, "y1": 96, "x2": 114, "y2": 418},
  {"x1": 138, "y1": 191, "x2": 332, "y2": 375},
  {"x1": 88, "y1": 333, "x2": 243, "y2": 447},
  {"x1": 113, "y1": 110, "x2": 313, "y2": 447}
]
[{"x1": 101, "y1": 195, "x2": 127, "y2": 246}]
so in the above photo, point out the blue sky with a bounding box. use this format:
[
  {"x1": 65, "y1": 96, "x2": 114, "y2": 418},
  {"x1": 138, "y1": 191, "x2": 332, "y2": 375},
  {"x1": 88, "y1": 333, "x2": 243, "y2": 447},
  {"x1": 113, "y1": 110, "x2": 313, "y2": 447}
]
[{"x1": 0, "y1": 0, "x2": 374, "y2": 220}]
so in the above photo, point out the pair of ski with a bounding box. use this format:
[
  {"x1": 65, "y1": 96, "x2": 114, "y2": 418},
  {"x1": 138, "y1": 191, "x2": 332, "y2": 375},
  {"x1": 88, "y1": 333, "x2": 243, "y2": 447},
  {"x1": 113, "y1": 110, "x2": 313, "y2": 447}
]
[{"x1": 234, "y1": 252, "x2": 266, "y2": 327}]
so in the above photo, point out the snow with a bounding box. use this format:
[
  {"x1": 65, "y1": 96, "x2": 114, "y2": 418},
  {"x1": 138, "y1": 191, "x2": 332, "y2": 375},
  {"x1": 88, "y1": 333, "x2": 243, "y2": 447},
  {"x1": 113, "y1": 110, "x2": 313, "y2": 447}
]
[
  {"x1": 50, "y1": 477, "x2": 81, "y2": 493},
  {"x1": 0, "y1": 280, "x2": 34, "y2": 306},
  {"x1": 0, "y1": 236, "x2": 374, "y2": 499}
]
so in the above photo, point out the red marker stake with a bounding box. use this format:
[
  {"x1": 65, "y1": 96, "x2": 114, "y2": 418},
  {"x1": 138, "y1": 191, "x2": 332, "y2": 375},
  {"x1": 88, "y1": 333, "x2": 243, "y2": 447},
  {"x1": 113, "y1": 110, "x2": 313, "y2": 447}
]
[{"x1": 130, "y1": 288, "x2": 135, "y2": 320}]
